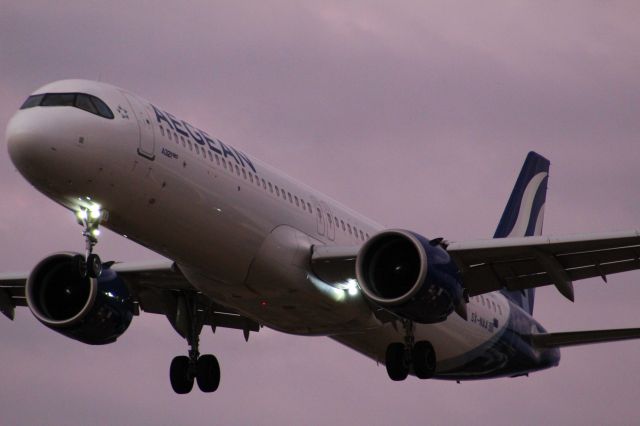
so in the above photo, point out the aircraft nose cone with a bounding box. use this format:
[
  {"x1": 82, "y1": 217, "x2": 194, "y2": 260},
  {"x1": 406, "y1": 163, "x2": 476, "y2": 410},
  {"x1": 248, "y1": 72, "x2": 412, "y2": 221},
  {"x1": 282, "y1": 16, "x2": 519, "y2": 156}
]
[
  {"x1": 5, "y1": 110, "x2": 59, "y2": 184},
  {"x1": 7, "y1": 111, "x2": 39, "y2": 169}
]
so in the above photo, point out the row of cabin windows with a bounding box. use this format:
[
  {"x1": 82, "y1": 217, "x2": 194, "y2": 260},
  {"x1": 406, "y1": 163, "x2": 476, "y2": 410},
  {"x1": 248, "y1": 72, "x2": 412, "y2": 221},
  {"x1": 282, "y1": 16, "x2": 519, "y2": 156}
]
[
  {"x1": 474, "y1": 295, "x2": 502, "y2": 316},
  {"x1": 159, "y1": 125, "x2": 370, "y2": 242}
]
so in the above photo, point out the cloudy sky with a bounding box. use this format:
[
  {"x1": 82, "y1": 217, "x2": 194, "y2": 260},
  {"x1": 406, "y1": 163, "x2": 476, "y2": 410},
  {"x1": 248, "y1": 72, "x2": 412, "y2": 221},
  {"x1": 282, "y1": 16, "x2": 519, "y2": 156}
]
[{"x1": 1, "y1": 1, "x2": 640, "y2": 425}]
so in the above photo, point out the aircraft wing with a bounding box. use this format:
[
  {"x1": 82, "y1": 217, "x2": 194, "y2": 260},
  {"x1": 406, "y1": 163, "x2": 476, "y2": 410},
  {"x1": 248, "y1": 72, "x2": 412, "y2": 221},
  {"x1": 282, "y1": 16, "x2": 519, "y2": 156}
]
[
  {"x1": 0, "y1": 260, "x2": 259, "y2": 335},
  {"x1": 447, "y1": 230, "x2": 640, "y2": 301},
  {"x1": 311, "y1": 230, "x2": 640, "y2": 303}
]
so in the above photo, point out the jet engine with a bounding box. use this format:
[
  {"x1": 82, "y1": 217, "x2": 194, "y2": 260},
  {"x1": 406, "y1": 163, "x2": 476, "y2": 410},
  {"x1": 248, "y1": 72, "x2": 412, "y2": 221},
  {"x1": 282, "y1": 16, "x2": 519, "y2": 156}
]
[
  {"x1": 25, "y1": 252, "x2": 134, "y2": 344},
  {"x1": 356, "y1": 230, "x2": 463, "y2": 324}
]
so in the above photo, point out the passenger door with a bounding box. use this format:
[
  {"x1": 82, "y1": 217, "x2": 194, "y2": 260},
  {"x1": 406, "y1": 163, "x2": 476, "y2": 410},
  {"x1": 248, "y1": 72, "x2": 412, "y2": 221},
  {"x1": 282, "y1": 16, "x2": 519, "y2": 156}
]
[
  {"x1": 312, "y1": 196, "x2": 325, "y2": 236},
  {"x1": 321, "y1": 201, "x2": 335, "y2": 241},
  {"x1": 123, "y1": 92, "x2": 155, "y2": 160}
]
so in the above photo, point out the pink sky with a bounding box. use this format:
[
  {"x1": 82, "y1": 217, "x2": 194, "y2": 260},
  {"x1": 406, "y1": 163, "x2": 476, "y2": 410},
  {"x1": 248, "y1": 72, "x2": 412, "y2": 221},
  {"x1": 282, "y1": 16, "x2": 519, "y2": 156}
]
[{"x1": 1, "y1": 2, "x2": 640, "y2": 425}]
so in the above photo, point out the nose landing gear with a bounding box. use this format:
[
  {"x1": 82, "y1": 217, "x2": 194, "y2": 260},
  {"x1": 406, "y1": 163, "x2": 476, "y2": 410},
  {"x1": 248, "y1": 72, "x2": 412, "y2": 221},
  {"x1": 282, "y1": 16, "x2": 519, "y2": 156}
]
[
  {"x1": 74, "y1": 206, "x2": 104, "y2": 279},
  {"x1": 385, "y1": 319, "x2": 436, "y2": 381}
]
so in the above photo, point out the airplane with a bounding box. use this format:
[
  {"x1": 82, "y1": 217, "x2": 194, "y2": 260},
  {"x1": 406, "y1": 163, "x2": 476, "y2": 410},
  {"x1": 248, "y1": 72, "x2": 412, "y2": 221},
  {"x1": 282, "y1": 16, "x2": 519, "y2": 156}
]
[{"x1": 3, "y1": 79, "x2": 640, "y2": 394}]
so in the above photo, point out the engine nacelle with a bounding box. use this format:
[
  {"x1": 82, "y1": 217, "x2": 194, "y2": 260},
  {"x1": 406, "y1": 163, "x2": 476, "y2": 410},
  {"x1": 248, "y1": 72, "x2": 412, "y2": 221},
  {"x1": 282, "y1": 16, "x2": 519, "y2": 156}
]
[
  {"x1": 356, "y1": 230, "x2": 463, "y2": 324},
  {"x1": 26, "y1": 252, "x2": 134, "y2": 345}
]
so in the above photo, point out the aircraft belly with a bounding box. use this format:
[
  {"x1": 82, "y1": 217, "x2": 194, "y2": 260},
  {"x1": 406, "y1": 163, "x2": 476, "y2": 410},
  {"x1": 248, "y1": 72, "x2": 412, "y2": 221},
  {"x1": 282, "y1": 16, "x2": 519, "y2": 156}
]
[
  {"x1": 185, "y1": 225, "x2": 380, "y2": 335},
  {"x1": 331, "y1": 295, "x2": 513, "y2": 377}
]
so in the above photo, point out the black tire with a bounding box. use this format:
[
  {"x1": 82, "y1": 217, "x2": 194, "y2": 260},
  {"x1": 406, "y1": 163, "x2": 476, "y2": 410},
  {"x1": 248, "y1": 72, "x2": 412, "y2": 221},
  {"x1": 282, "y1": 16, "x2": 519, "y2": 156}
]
[
  {"x1": 87, "y1": 254, "x2": 102, "y2": 278},
  {"x1": 385, "y1": 343, "x2": 409, "y2": 381},
  {"x1": 196, "y1": 354, "x2": 221, "y2": 393},
  {"x1": 72, "y1": 254, "x2": 87, "y2": 279},
  {"x1": 170, "y1": 356, "x2": 194, "y2": 394},
  {"x1": 412, "y1": 341, "x2": 436, "y2": 379}
]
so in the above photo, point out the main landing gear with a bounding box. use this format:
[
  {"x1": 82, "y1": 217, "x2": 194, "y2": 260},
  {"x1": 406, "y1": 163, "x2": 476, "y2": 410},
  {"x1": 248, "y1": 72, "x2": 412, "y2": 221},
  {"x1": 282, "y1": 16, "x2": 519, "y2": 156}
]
[
  {"x1": 73, "y1": 206, "x2": 104, "y2": 279},
  {"x1": 385, "y1": 319, "x2": 436, "y2": 381},
  {"x1": 169, "y1": 295, "x2": 220, "y2": 394}
]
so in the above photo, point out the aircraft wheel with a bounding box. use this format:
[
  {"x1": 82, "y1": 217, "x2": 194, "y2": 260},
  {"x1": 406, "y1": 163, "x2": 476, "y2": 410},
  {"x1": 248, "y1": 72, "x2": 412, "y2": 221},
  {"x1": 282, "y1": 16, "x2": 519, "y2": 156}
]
[
  {"x1": 385, "y1": 343, "x2": 409, "y2": 381},
  {"x1": 196, "y1": 354, "x2": 221, "y2": 393},
  {"x1": 73, "y1": 254, "x2": 87, "y2": 278},
  {"x1": 412, "y1": 341, "x2": 436, "y2": 379},
  {"x1": 87, "y1": 253, "x2": 102, "y2": 278},
  {"x1": 170, "y1": 355, "x2": 194, "y2": 394}
]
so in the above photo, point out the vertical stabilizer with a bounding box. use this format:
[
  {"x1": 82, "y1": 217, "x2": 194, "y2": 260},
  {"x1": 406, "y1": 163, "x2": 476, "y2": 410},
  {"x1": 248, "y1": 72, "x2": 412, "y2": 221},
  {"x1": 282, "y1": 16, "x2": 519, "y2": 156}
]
[{"x1": 494, "y1": 152, "x2": 550, "y2": 314}]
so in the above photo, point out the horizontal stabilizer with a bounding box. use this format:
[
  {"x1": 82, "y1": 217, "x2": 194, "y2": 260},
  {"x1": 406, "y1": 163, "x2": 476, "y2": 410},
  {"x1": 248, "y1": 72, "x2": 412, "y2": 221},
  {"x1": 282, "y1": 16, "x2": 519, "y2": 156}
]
[{"x1": 531, "y1": 328, "x2": 640, "y2": 348}]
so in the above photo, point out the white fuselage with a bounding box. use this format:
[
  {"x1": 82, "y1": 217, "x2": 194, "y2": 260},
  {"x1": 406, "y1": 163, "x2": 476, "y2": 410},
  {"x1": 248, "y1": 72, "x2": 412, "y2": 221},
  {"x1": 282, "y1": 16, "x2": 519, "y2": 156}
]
[{"x1": 6, "y1": 80, "x2": 521, "y2": 377}]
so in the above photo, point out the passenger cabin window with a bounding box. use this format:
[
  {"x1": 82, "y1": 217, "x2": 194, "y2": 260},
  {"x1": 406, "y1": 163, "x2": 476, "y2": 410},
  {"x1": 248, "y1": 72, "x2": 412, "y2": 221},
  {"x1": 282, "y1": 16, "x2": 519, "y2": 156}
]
[{"x1": 21, "y1": 92, "x2": 114, "y2": 119}]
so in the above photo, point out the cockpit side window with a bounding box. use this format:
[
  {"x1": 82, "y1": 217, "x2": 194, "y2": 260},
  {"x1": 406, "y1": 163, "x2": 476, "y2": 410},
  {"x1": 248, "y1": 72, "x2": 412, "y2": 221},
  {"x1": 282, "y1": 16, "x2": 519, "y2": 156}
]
[
  {"x1": 90, "y1": 96, "x2": 114, "y2": 119},
  {"x1": 75, "y1": 94, "x2": 98, "y2": 114},
  {"x1": 19, "y1": 92, "x2": 114, "y2": 119},
  {"x1": 20, "y1": 94, "x2": 44, "y2": 109}
]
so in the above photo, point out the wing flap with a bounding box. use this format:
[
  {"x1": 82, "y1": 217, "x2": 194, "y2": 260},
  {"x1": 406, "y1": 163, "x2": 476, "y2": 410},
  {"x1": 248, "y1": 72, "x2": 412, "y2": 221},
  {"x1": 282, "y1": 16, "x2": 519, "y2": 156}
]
[
  {"x1": 0, "y1": 272, "x2": 29, "y2": 319},
  {"x1": 448, "y1": 230, "x2": 640, "y2": 298}
]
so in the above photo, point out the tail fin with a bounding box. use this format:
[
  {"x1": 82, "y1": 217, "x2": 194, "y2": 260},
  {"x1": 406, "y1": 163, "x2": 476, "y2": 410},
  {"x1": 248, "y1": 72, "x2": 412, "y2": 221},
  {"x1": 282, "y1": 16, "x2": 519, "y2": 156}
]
[{"x1": 494, "y1": 151, "x2": 550, "y2": 314}]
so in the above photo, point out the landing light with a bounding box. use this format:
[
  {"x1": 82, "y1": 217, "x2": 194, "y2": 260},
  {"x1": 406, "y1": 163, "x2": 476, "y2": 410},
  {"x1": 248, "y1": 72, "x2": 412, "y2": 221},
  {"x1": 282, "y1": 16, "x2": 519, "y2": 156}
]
[
  {"x1": 89, "y1": 208, "x2": 102, "y2": 219},
  {"x1": 345, "y1": 279, "x2": 359, "y2": 296},
  {"x1": 335, "y1": 278, "x2": 360, "y2": 296},
  {"x1": 92, "y1": 229, "x2": 101, "y2": 237}
]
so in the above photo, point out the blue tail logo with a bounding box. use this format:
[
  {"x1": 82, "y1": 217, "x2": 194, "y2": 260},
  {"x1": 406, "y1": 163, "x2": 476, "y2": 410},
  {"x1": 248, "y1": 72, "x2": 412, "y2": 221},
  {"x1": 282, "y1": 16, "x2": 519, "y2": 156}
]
[{"x1": 495, "y1": 152, "x2": 550, "y2": 313}]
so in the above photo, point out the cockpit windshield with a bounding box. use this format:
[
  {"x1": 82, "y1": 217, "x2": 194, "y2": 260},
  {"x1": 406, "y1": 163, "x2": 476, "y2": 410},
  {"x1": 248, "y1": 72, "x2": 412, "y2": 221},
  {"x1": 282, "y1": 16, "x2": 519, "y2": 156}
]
[{"x1": 20, "y1": 92, "x2": 114, "y2": 119}]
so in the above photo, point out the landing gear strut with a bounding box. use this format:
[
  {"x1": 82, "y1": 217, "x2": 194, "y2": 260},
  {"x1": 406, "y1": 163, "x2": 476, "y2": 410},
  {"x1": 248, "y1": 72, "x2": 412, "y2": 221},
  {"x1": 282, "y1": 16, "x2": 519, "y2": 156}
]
[
  {"x1": 74, "y1": 206, "x2": 103, "y2": 279},
  {"x1": 385, "y1": 319, "x2": 436, "y2": 381},
  {"x1": 169, "y1": 295, "x2": 220, "y2": 394}
]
